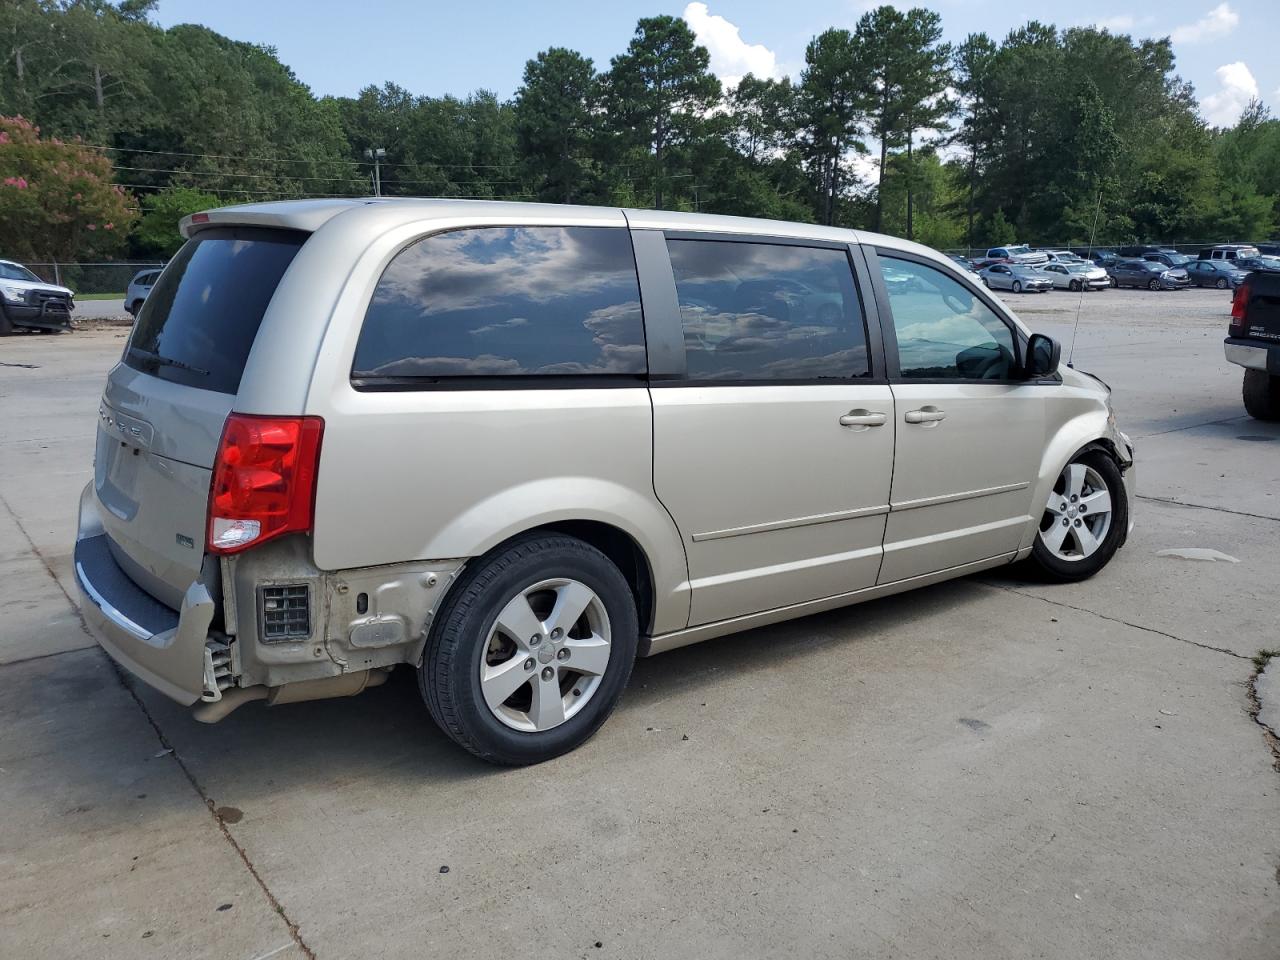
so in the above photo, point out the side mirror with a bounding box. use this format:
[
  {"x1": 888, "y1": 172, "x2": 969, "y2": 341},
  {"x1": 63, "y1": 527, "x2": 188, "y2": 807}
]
[{"x1": 1025, "y1": 333, "x2": 1061, "y2": 378}]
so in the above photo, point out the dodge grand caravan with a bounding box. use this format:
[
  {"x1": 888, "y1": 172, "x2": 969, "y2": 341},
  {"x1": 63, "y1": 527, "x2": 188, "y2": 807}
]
[{"x1": 75, "y1": 199, "x2": 1135, "y2": 765}]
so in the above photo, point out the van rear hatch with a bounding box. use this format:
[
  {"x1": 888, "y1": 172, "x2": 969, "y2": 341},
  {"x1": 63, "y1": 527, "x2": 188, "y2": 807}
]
[{"x1": 95, "y1": 226, "x2": 307, "y2": 608}]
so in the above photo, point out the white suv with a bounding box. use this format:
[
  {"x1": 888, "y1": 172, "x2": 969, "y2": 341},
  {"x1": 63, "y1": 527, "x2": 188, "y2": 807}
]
[{"x1": 75, "y1": 200, "x2": 1135, "y2": 764}]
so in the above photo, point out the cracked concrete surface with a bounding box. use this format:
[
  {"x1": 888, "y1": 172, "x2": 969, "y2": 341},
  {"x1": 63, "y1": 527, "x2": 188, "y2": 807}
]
[{"x1": 1, "y1": 287, "x2": 1277, "y2": 958}]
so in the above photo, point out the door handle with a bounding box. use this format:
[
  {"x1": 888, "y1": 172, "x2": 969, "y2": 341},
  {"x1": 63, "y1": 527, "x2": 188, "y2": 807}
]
[
  {"x1": 904, "y1": 406, "x2": 947, "y2": 424},
  {"x1": 839, "y1": 409, "x2": 887, "y2": 427}
]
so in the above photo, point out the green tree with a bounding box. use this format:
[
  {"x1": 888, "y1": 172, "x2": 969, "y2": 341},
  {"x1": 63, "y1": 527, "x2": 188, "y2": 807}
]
[
  {"x1": 604, "y1": 15, "x2": 721, "y2": 209},
  {"x1": 133, "y1": 184, "x2": 219, "y2": 256},
  {"x1": 951, "y1": 33, "x2": 996, "y2": 250},
  {"x1": 796, "y1": 28, "x2": 864, "y2": 225},
  {"x1": 515, "y1": 48, "x2": 600, "y2": 203}
]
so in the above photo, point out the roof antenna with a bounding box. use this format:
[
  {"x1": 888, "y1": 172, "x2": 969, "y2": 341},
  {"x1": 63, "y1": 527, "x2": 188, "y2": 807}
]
[{"x1": 1068, "y1": 190, "x2": 1104, "y2": 368}]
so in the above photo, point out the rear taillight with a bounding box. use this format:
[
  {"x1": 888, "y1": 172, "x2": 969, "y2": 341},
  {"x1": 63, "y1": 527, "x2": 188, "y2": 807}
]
[
  {"x1": 1230, "y1": 280, "x2": 1251, "y2": 336},
  {"x1": 207, "y1": 414, "x2": 324, "y2": 554}
]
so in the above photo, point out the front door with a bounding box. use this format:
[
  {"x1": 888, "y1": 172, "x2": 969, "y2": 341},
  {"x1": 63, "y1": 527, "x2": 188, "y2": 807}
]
[
  {"x1": 870, "y1": 250, "x2": 1045, "y2": 584},
  {"x1": 647, "y1": 235, "x2": 896, "y2": 626}
]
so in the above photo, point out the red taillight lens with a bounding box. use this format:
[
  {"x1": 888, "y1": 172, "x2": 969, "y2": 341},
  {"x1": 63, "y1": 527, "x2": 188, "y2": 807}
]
[
  {"x1": 1229, "y1": 280, "x2": 1250, "y2": 335},
  {"x1": 207, "y1": 414, "x2": 324, "y2": 554}
]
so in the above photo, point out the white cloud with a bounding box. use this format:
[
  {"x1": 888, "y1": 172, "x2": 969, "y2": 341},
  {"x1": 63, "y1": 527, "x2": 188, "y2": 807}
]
[
  {"x1": 1201, "y1": 61, "x2": 1259, "y2": 127},
  {"x1": 682, "y1": 2, "x2": 780, "y2": 88},
  {"x1": 1093, "y1": 16, "x2": 1136, "y2": 32},
  {"x1": 1170, "y1": 3, "x2": 1239, "y2": 44}
]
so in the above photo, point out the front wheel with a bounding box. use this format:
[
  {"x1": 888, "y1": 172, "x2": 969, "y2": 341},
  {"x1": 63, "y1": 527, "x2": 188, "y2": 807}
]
[
  {"x1": 1148, "y1": 279, "x2": 1161, "y2": 291},
  {"x1": 1243, "y1": 369, "x2": 1280, "y2": 420},
  {"x1": 1216, "y1": 277, "x2": 1228, "y2": 290},
  {"x1": 1029, "y1": 450, "x2": 1127, "y2": 582},
  {"x1": 1069, "y1": 280, "x2": 1081, "y2": 292},
  {"x1": 1012, "y1": 280, "x2": 1022, "y2": 293},
  {"x1": 420, "y1": 533, "x2": 639, "y2": 765}
]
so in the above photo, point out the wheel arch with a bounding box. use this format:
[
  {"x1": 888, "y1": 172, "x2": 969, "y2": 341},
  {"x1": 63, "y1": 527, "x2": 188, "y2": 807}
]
[{"x1": 1021, "y1": 410, "x2": 1131, "y2": 553}]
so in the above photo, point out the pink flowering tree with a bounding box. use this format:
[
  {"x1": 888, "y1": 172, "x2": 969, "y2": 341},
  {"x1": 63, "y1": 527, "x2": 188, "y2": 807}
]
[{"x1": 0, "y1": 116, "x2": 138, "y2": 263}]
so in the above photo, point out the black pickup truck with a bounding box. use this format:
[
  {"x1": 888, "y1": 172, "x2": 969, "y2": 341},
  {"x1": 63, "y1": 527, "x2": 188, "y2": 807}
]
[{"x1": 1226, "y1": 270, "x2": 1280, "y2": 419}]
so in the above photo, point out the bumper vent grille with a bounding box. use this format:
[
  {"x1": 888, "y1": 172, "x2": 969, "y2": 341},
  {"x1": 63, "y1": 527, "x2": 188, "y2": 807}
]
[
  {"x1": 259, "y1": 584, "x2": 311, "y2": 642},
  {"x1": 202, "y1": 638, "x2": 234, "y2": 703}
]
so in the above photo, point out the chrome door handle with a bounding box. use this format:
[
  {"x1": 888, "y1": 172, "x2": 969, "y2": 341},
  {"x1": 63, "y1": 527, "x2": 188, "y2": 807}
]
[
  {"x1": 839, "y1": 410, "x2": 887, "y2": 427},
  {"x1": 904, "y1": 406, "x2": 946, "y2": 424}
]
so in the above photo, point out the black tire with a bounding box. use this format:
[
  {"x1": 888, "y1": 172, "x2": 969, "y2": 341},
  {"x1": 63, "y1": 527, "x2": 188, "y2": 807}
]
[
  {"x1": 981, "y1": 277, "x2": 990, "y2": 288},
  {"x1": 1243, "y1": 369, "x2": 1280, "y2": 421},
  {"x1": 0, "y1": 303, "x2": 13, "y2": 336},
  {"x1": 1069, "y1": 279, "x2": 1080, "y2": 292},
  {"x1": 1216, "y1": 277, "x2": 1228, "y2": 289},
  {"x1": 1027, "y1": 449, "x2": 1128, "y2": 583},
  {"x1": 1148, "y1": 279, "x2": 1160, "y2": 291},
  {"x1": 1012, "y1": 280, "x2": 1022, "y2": 293},
  {"x1": 420, "y1": 533, "x2": 639, "y2": 765},
  {"x1": 127, "y1": 300, "x2": 142, "y2": 317}
]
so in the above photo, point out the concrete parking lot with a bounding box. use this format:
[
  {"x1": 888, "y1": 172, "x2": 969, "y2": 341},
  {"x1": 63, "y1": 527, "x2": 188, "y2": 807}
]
[{"x1": 2, "y1": 287, "x2": 1278, "y2": 959}]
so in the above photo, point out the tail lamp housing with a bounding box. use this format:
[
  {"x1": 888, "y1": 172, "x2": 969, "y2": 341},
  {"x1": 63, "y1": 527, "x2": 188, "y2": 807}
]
[
  {"x1": 207, "y1": 414, "x2": 324, "y2": 554},
  {"x1": 1229, "y1": 280, "x2": 1251, "y2": 336}
]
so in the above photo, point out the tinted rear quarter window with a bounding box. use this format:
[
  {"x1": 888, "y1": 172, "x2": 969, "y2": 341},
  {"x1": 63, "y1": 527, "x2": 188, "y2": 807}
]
[
  {"x1": 353, "y1": 226, "x2": 646, "y2": 382},
  {"x1": 666, "y1": 239, "x2": 869, "y2": 381},
  {"x1": 126, "y1": 227, "x2": 306, "y2": 394}
]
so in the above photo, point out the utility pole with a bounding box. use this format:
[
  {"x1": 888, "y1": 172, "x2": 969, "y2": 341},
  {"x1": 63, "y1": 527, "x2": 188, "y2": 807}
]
[{"x1": 364, "y1": 147, "x2": 386, "y2": 197}]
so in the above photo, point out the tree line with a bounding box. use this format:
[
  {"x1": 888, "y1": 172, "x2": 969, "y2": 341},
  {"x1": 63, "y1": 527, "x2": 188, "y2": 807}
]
[{"x1": 2, "y1": 0, "x2": 1278, "y2": 262}]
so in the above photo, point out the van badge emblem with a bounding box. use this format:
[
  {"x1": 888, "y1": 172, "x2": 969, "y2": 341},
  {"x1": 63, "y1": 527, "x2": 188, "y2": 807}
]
[{"x1": 176, "y1": 534, "x2": 195, "y2": 549}]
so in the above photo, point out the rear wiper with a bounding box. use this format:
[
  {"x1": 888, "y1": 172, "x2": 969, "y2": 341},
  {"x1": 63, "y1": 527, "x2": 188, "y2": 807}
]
[{"x1": 128, "y1": 347, "x2": 209, "y2": 377}]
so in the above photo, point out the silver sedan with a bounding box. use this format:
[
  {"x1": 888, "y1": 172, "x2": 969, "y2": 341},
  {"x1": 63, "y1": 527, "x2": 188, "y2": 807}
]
[{"x1": 979, "y1": 263, "x2": 1053, "y2": 293}]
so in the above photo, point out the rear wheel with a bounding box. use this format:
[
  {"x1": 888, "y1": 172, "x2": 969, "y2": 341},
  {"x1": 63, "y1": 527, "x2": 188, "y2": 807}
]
[
  {"x1": 127, "y1": 299, "x2": 143, "y2": 316},
  {"x1": 1243, "y1": 369, "x2": 1280, "y2": 420},
  {"x1": 420, "y1": 533, "x2": 639, "y2": 765},
  {"x1": 1029, "y1": 450, "x2": 1127, "y2": 582},
  {"x1": 0, "y1": 306, "x2": 13, "y2": 336}
]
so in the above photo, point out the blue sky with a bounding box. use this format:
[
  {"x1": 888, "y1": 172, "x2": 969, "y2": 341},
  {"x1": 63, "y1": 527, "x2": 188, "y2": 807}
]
[{"x1": 154, "y1": 0, "x2": 1275, "y2": 131}]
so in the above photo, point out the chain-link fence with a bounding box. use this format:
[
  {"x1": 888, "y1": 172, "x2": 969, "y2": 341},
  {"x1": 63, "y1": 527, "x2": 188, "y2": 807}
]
[{"x1": 23, "y1": 262, "x2": 166, "y2": 296}]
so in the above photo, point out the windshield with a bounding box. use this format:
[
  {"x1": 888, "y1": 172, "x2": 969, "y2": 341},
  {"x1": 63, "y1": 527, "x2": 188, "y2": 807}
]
[
  {"x1": 1006, "y1": 245, "x2": 1031, "y2": 255},
  {"x1": 1066, "y1": 263, "x2": 1094, "y2": 272},
  {"x1": 1009, "y1": 265, "x2": 1042, "y2": 275},
  {"x1": 0, "y1": 262, "x2": 40, "y2": 282}
]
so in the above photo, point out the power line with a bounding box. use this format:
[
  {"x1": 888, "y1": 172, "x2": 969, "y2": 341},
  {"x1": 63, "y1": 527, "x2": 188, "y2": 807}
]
[{"x1": 83, "y1": 142, "x2": 521, "y2": 171}]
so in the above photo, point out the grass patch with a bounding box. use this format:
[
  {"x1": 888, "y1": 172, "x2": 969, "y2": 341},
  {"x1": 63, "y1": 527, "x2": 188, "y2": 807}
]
[
  {"x1": 1252, "y1": 649, "x2": 1279, "y2": 673},
  {"x1": 74, "y1": 292, "x2": 125, "y2": 300}
]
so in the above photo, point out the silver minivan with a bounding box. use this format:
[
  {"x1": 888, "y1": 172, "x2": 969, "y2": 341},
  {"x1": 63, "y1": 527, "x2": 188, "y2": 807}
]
[{"x1": 75, "y1": 199, "x2": 1135, "y2": 764}]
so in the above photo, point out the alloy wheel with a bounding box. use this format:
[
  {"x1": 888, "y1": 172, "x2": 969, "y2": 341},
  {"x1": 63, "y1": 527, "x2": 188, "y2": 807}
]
[
  {"x1": 1038, "y1": 463, "x2": 1114, "y2": 562},
  {"x1": 479, "y1": 578, "x2": 612, "y2": 732}
]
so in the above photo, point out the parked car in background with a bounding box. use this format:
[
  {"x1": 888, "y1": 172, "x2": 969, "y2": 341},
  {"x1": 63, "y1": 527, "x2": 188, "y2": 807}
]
[
  {"x1": 1107, "y1": 259, "x2": 1189, "y2": 290},
  {"x1": 1090, "y1": 250, "x2": 1122, "y2": 269},
  {"x1": 946, "y1": 254, "x2": 981, "y2": 276},
  {"x1": 1041, "y1": 250, "x2": 1087, "y2": 264},
  {"x1": 982, "y1": 244, "x2": 1049, "y2": 267},
  {"x1": 1232, "y1": 255, "x2": 1280, "y2": 274},
  {"x1": 126, "y1": 268, "x2": 162, "y2": 317},
  {"x1": 1198, "y1": 244, "x2": 1260, "y2": 262},
  {"x1": 72, "y1": 198, "x2": 1135, "y2": 764},
  {"x1": 1254, "y1": 243, "x2": 1280, "y2": 256},
  {"x1": 980, "y1": 262, "x2": 1053, "y2": 293},
  {"x1": 1117, "y1": 245, "x2": 1177, "y2": 259},
  {"x1": 1186, "y1": 259, "x2": 1249, "y2": 289},
  {"x1": 1042, "y1": 261, "x2": 1110, "y2": 291},
  {"x1": 0, "y1": 258, "x2": 74, "y2": 334},
  {"x1": 1142, "y1": 252, "x2": 1194, "y2": 269},
  {"x1": 1226, "y1": 269, "x2": 1280, "y2": 420}
]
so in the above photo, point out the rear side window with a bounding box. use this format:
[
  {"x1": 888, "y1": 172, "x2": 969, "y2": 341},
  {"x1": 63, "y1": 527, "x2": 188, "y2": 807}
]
[
  {"x1": 126, "y1": 227, "x2": 306, "y2": 394},
  {"x1": 353, "y1": 226, "x2": 646, "y2": 381},
  {"x1": 666, "y1": 239, "x2": 869, "y2": 381}
]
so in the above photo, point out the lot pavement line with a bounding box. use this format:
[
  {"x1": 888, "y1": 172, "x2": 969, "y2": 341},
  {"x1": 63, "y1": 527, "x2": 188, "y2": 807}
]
[
  {"x1": 979, "y1": 580, "x2": 1247, "y2": 660},
  {"x1": 1132, "y1": 413, "x2": 1252, "y2": 440},
  {"x1": 0, "y1": 488, "x2": 318, "y2": 960},
  {"x1": 1136, "y1": 494, "x2": 1280, "y2": 523}
]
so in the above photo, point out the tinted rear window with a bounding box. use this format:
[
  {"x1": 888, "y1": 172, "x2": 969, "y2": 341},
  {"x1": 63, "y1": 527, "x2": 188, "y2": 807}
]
[
  {"x1": 125, "y1": 227, "x2": 306, "y2": 394},
  {"x1": 352, "y1": 226, "x2": 646, "y2": 382}
]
